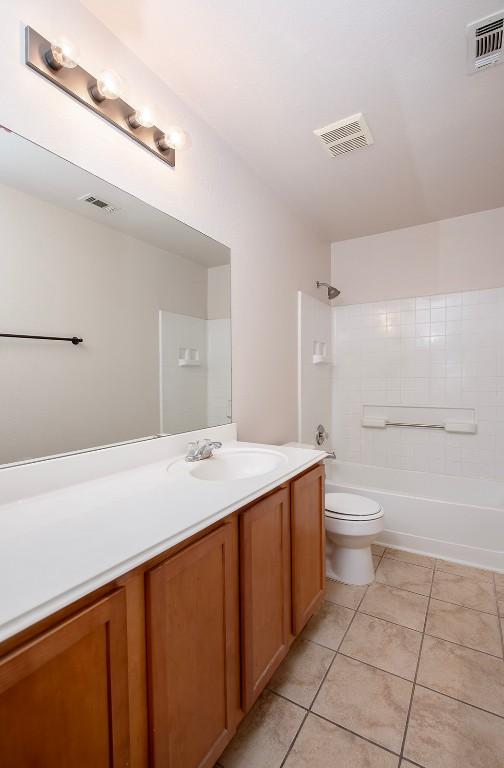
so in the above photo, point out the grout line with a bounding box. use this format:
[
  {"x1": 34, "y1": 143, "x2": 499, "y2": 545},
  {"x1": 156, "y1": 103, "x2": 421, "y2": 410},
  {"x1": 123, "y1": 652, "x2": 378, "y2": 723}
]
[
  {"x1": 308, "y1": 711, "x2": 402, "y2": 759},
  {"x1": 357, "y1": 608, "x2": 425, "y2": 634},
  {"x1": 382, "y1": 553, "x2": 435, "y2": 571},
  {"x1": 492, "y1": 573, "x2": 504, "y2": 660},
  {"x1": 426, "y1": 593, "x2": 499, "y2": 617},
  {"x1": 413, "y1": 683, "x2": 504, "y2": 721},
  {"x1": 398, "y1": 549, "x2": 436, "y2": 763},
  {"x1": 423, "y1": 628, "x2": 502, "y2": 659}
]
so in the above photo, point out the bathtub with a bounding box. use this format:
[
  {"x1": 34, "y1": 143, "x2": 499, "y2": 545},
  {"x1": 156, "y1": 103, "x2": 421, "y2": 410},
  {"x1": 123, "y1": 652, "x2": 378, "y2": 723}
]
[{"x1": 325, "y1": 461, "x2": 504, "y2": 572}]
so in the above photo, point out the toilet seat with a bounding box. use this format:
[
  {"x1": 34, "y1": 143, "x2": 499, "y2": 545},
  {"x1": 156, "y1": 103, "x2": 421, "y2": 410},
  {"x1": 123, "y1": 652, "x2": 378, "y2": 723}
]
[{"x1": 325, "y1": 492, "x2": 383, "y2": 522}]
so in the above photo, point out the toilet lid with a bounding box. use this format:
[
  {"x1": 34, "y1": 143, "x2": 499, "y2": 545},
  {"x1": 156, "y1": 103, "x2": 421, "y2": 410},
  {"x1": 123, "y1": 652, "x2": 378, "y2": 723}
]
[{"x1": 325, "y1": 492, "x2": 382, "y2": 521}]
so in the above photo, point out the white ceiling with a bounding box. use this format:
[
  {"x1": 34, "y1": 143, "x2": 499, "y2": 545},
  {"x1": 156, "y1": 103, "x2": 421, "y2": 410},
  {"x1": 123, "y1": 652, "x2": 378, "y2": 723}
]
[
  {"x1": 83, "y1": 0, "x2": 504, "y2": 242},
  {"x1": 0, "y1": 129, "x2": 229, "y2": 267}
]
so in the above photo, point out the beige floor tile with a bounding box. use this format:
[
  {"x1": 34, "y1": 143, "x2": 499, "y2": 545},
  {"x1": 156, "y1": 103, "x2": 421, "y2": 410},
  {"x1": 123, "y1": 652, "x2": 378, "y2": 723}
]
[
  {"x1": 376, "y1": 557, "x2": 433, "y2": 596},
  {"x1": 302, "y1": 601, "x2": 354, "y2": 651},
  {"x1": 220, "y1": 690, "x2": 304, "y2": 768},
  {"x1": 340, "y1": 612, "x2": 422, "y2": 680},
  {"x1": 499, "y1": 600, "x2": 504, "y2": 618},
  {"x1": 359, "y1": 582, "x2": 428, "y2": 631},
  {"x1": 373, "y1": 554, "x2": 381, "y2": 570},
  {"x1": 312, "y1": 654, "x2": 412, "y2": 752},
  {"x1": 435, "y1": 559, "x2": 493, "y2": 583},
  {"x1": 269, "y1": 638, "x2": 334, "y2": 708},
  {"x1": 372, "y1": 543, "x2": 386, "y2": 556},
  {"x1": 417, "y1": 635, "x2": 504, "y2": 717},
  {"x1": 404, "y1": 686, "x2": 504, "y2": 768},
  {"x1": 426, "y1": 599, "x2": 502, "y2": 657},
  {"x1": 495, "y1": 572, "x2": 504, "y2": 590},
  {"x1": 385, "y1": 548, "x2": 435, "y2": 569},
  {"x1": 325, "y1": 578, "x2": 367, "y2": 609},
  {"x1": 431, "y1": 570, "x2": 497, "y2": 614},
  {"x1": 284, "y1": 713, "x2": 399, "y2": 768}
]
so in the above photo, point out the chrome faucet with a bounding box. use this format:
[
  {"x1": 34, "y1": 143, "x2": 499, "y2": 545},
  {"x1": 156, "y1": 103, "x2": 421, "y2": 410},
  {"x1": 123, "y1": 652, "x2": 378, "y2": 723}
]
[{"x1": 185, "y1": 439, "x2": 223, "y2": 462}]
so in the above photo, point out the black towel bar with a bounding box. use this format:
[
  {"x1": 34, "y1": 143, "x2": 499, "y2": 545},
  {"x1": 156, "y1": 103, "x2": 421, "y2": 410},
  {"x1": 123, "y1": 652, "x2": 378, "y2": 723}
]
[{"x1": 0, "y1": 333, "x2": 83, "y2": 345}]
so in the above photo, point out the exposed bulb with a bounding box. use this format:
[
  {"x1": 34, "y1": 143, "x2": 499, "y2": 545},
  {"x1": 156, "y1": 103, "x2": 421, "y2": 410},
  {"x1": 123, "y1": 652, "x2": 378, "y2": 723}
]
[
  {"x1": 157, "y1": 126, "x2": 188, "y2": 152},
  {"x1": 128, "y1": 106, "x2": 157, "y2": 129},
  {"x1": 46, "y1": 37, "x2": 80, "y2": 70},
  {"x1": 91, "y1": 69, "x2": 124, "y2": 102}
]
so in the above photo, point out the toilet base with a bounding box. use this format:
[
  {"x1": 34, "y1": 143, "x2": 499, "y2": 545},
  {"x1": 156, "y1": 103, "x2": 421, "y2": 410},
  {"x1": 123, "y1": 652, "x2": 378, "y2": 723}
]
[{"x1": 326, "y1": 544, "x2": 375, "y2": 586}]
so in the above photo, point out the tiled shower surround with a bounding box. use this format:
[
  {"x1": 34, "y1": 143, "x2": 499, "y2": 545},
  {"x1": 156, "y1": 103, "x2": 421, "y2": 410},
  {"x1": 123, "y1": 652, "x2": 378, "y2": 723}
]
[{"x1": 331, "y1": 287, "x2": 504, "y2": 480}]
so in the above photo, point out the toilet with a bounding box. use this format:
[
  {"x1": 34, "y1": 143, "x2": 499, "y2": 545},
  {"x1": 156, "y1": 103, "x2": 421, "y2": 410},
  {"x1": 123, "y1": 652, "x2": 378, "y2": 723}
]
[{"x1": 325, "y1": 492, "x2": 384, "y2": 586}]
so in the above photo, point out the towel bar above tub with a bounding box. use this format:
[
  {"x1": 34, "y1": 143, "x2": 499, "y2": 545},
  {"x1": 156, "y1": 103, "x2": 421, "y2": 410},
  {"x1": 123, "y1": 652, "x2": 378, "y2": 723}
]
[{"x1": 361, "y1": 418, "x2": 476, "y2": 434}]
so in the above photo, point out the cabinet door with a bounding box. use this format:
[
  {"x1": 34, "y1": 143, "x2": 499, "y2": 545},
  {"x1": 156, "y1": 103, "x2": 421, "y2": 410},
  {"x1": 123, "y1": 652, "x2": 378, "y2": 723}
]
[
  {"x1": 0, "y1": 590, "x2": 130, "y2": 768},
  {"x1": 240, "y1": 487, "x2": 291, "y2": 710},
  {"x1": 291, "y1": 465, "x2": 325, "y2": 634},
  {"x1": 146, "y1": 523, "x2": 237, "y2": 768}
]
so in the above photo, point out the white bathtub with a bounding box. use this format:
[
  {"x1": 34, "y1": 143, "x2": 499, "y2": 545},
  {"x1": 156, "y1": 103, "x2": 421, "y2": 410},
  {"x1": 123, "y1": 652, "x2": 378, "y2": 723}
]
[{"x1": 325, "y1": 461, "x2": 504, "y2": 572}]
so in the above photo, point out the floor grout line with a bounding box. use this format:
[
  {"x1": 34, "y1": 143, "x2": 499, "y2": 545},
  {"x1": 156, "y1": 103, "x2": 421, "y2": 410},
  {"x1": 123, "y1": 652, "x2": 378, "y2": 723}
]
[
  {"x1": 398, "y1": 546, "x2": 435, "y2": 764},
  {"x1": 492, "y1": 573, "x2": 504, "y2": 660}
]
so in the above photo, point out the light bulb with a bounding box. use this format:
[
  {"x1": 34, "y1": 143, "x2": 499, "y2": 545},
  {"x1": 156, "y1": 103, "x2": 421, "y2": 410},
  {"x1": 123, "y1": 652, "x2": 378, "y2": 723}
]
[
  {"x1": 128, "y1": 106, "x2": 157, "y2": 129},
  {"x1": 46, "y1": 37, "x2": 80, "y2": 70},
  {"x1": 91, "y1": 69, "x2": 124, "y2": 102},
  {"x1": 157, "y1": 126, "x2": 188, "y2": 152}
]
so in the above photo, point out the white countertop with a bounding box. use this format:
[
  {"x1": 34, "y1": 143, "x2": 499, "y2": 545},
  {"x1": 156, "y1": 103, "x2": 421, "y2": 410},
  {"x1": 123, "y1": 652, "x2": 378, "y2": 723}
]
[{"x1": 0, "y1": 435, "x2": 324, "y2": 642}]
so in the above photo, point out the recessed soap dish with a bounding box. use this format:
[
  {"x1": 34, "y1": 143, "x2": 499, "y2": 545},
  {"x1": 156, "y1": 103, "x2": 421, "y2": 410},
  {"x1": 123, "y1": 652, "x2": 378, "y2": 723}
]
[
  {"x1": 178, "y1": 347, "x2": 200, "y2": 367},
  {"x1": 312, "y1": 340, "x2": 330, "y2": 365}
]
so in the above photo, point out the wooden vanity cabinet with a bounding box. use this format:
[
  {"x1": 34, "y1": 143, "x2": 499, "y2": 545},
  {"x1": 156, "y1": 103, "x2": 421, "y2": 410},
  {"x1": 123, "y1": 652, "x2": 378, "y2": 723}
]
[
  {"x1": 0, "y1": 590, "x2": 130, "y2": 768},
  {"x1": 146, "y1": 520, "x2": 239, "y2": 768},
  {"x1": 239, "y1": 486, "x2": 291, "y2": 710},
  {"x1": 0, "y1": 462, "x2": 325, "y2": 768},
  {"x1": 291, "y1": 464, "x2": 325, "y2": 634}
]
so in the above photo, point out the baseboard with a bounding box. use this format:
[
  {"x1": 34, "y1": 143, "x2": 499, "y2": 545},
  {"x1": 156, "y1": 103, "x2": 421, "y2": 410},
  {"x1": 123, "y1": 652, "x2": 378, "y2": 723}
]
[{"x1": 376, "y1": 528, "x2": 504, "y2": 574}]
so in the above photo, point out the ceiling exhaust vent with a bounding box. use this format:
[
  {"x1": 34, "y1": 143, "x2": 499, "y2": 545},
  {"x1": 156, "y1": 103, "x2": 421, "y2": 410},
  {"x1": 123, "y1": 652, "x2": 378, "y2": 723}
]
[
  {"x1": 467, "y1": 11, "x2": 504, "y2": 72},
  {"x1": 314, "y1": 113, "x2": 374, "y2": 157},
  {"x1": 78, "y1": 193, "x2": 120, "y2": 214}
]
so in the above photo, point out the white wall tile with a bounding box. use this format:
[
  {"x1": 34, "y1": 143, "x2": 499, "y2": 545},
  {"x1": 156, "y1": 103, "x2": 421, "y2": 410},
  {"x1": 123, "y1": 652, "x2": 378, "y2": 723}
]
[{"x1": 331, "y1": 286, "x2": 504, "y2": 480}]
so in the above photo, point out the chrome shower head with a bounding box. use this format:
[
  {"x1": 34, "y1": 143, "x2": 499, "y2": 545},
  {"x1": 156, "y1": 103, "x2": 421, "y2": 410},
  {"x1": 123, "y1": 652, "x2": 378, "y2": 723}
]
[{"x1": 316, "y1": 281, "x2": 340, "y2": 300}]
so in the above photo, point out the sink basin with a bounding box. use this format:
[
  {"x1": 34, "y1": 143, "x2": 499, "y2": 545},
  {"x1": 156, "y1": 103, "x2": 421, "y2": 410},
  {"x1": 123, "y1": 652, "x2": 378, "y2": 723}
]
[{"x1": 188, "y1": 449, "x2": 287, "y2": 482}]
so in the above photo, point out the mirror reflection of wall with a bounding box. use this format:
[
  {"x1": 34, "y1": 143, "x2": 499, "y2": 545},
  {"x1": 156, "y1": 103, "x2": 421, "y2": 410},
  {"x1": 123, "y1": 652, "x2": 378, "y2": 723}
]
[{"x1": 0, "y1": 130, "x2": 231, "y2": 466}]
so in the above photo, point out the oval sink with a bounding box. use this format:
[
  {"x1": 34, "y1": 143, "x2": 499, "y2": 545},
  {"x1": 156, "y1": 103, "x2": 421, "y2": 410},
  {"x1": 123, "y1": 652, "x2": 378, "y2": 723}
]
[{"x1": 188, "y1": 450, "x2": 287, "y2": 482}]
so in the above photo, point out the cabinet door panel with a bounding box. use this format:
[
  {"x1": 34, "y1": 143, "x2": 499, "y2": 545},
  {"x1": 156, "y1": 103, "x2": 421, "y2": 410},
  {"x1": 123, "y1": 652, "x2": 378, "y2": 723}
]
[
  {"x1": 0, "y1": 590, "x2": 130, "y2": 768},
  {"x1": 291, "y1": 465, "x2": 325, "y2": 634},
  {"x1": 147, "y1": 523, "x2": 236, "y2": 768},
  {"x1": 240, "y1": 487, "x2": 290, "y2": 710}
]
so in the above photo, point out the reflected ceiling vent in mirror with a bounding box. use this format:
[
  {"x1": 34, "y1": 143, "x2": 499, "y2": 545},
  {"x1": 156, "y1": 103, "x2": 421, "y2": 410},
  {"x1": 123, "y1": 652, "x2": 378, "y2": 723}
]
[
  {"x1": 78, "y1": 194, "x2": 120, "y2": 214},
  {"x1": 314, "y1": 113, "x2": 374, "y2": 157},
  {"x1": 467, "y1": 11, "x2": 504, "y2": 72}
]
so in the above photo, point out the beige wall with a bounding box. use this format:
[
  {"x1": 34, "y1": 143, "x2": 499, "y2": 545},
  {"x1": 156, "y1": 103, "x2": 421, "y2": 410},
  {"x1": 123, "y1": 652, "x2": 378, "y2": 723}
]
[
  {"x1": 207, "y1": 265, "x2": 231, "y2": 320},
  {"x1": 331, "y1": 207, "x2": 504, "y2": 305},
  {"x1": 1, "y1": 0, "x2": 329, "y2": 447},
  {"x1": 0, "y1": 182, "x2": 210, "y2": 463}
]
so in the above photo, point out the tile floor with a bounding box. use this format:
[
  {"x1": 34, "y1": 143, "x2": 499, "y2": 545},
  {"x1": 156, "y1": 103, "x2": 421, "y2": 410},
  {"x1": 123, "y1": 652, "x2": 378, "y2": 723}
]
[{"x1": 218, "y1": 546, "x2": 504, "y2": 768}]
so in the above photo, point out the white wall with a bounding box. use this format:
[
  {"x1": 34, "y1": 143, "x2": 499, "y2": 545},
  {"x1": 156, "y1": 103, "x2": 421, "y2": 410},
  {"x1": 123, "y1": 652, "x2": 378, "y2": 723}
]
[
  {"x1": 331, "y1": 207, "x2": 504, "y2": 306},
  {"x1": 0, "y1": 0, "x2": 329, "y2": 447},
  {"x1": 331, "y1": 286, "x2": 504, "y2": 482},
  {"x1": 0, "y1": 181, "x2": 212, "y2": 463}
]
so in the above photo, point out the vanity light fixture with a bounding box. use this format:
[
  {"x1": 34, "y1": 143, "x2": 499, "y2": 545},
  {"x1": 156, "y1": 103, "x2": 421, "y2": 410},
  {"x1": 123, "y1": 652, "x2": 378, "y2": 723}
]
[{"x1": 25, "y1": 26, "x2": 188, "y2": 168}]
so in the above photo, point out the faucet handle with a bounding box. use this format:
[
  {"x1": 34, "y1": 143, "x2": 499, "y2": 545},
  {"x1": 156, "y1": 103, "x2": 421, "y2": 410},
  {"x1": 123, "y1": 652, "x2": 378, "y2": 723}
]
[{"x1": 186, "y1": 441, "x2": 199, "y2": 458}]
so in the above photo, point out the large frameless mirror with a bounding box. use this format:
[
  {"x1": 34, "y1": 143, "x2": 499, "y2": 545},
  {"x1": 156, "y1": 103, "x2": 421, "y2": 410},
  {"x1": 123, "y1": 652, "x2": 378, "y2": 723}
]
[{"x1": 0, "y1": 129, "x2": 231, "y2": 466}]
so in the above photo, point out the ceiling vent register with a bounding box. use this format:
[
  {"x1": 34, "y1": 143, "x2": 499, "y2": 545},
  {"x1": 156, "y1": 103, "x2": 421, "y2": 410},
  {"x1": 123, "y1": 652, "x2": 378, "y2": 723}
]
[
  {"x1": 314, "y1": 113, "x2": 374, "y2": 157},
  {"x1": 78, "y1": 194, "x2": 120, "y2": 214},
  {"x1": 467, "y1": 11, "x2": 504, "y2": 72}
]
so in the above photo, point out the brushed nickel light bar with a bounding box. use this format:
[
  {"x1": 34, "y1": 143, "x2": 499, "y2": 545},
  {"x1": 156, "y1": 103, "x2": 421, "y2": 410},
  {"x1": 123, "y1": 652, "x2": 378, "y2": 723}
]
[{"x1": 24, "y1": 26, "x2": 187, "y2": 168}]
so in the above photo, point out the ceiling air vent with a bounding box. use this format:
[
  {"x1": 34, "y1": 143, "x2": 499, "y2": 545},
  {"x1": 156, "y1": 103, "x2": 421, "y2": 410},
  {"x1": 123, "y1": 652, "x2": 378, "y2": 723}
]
[
  {"x1": 78, "y1": 193, "x2": 120, "y2": 214},
  {"x1": 467, "y1": 11, "x2": 504, "y2": 72},
  {"x1": 314, "y1": 113, "x2": 374, "y2": 157}
]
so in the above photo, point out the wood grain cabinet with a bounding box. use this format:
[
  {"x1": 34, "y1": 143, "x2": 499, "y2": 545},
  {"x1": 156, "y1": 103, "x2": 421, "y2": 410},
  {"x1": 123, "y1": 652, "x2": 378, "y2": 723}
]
[
  {"x1": 146, "y1": 521, "x2": 239, "y2": 768},
  {"x1": 291, "y1": 464, "x2": 325, "y2": 634},
  {"x1": 240, "y1": 486, "x2": 291, "y2": 710},
  {"x1": 0, "y1": 590, "x2": 130, "y2": 768},
  {"x1": 0, "y1": 463, "x2": 325, "y2": 768}
]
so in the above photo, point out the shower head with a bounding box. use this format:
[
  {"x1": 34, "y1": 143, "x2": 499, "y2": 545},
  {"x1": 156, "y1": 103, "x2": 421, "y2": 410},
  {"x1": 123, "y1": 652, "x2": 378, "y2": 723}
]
[{"x1": 316, "y1": 281, "x2": 341, "y2": 300}]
